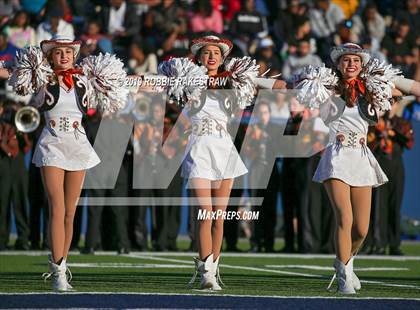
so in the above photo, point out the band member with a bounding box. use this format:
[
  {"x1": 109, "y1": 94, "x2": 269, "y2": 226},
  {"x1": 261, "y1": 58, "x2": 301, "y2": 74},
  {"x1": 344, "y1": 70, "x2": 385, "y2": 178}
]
[
  {"x1": 0, "y1": 102, "x2": 31, "y2": 251},
  {"x1": 297, "y1": 42, "x2": 420, "y2": 294},
  {"x1": 369, "y1": 109, "x2": 414, "y2": 255},
  {"x1": 244, "y1": 100, "x2": 281, "y2": 253},
  {"x1": 132, "y1": 99, "x2": 183, "y2": 251}
]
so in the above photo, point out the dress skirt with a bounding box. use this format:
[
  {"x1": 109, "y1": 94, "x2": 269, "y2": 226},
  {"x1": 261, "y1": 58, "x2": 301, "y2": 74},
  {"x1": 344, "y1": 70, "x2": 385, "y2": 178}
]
[
  {"x1": 32, "y1": 127, "x2": 100, "y2": 171},
  {"x1": 181, "y1": 134, "x2": 248, "y2": 180},
  {"x1": 313, "y1": 144, "x2": 388, "y2": 187}
]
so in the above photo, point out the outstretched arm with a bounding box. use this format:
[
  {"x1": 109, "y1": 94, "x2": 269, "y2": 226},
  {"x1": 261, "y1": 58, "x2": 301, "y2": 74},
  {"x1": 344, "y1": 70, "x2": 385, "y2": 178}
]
[
  {"x1": 393, "y1": 77, "x2": 420, "y2": 97},
  {"x1": 253, "y1": 78, "x2": 287, "y2": 89}
]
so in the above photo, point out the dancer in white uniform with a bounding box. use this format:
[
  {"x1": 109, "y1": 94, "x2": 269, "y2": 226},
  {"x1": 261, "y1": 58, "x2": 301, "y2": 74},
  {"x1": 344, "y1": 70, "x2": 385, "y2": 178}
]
[
  {"x1": 0, "y1": 34, "x2": 127, "y2": 291},
  {"x1": 297, "y1": 43, "x2": 420, "y2": 294},
  {"x1": 178, "y1": 35, "x2": 286, "y2": 290},
  {"x1": 32, "y1": 36, "x2": 99, "y2": 292},
  {"x1": 32, "y1": 82, "x2": 100, "y2": 170},
  {"x1": 182, "y1": 94, "x2": 247, "y2": 180},
  {"x1": 313, "y1": 104, "x2": 387, "y2": 187}
]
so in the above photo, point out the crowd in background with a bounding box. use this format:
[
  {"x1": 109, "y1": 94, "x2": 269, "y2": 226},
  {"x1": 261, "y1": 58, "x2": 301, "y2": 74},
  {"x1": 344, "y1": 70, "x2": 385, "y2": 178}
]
[{"x1": 0, "y1": 0, "x2": 419, "y2": 255}]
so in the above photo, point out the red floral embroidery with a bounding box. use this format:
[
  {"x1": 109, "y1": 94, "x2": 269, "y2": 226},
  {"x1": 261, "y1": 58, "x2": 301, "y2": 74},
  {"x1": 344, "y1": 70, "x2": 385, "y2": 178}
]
[{"x1": 336, "y1": 134, "x2": 345, "y2": 142}]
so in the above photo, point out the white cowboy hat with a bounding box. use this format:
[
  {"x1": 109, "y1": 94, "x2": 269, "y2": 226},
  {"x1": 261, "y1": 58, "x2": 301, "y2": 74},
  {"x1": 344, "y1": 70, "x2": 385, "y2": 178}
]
[
  {"x1": 258, "y1": 37, "x2": 274, "y2": 49},
  {"x1": 330, "y1": 43, "x2": 371, "y2": 66},
  {"x1": 190, "y1": 35, "x2": 233, "y2": 58},
  {"x1": 41, "y1": 34, "x2": 81, "y2": 58}
]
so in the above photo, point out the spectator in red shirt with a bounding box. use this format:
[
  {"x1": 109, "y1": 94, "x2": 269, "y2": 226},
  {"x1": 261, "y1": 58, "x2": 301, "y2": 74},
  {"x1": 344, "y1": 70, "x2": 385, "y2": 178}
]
[{"x1": 0, "y1": 102, "x2": 32, "y2": 251}]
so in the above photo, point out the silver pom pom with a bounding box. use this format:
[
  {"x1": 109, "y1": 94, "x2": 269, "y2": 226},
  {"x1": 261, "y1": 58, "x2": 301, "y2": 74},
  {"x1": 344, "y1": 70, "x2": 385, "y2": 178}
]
[
  {"x1": 224, "y1": 56, "x2": 260, "y2": 109},
  {"x1": 8, "y1": 46, "x2": 53, "y2": 96},
  {"x1": 361, "y1": 58, "x2": 402, "y2": 111},
  {"x1": 157, "y1": 57, "x2": 208, "y2": 104},
  {"x1": 81, "y1": 53, "x2": 128, "y2": 112},
  {"x1": 294, "y1": 65, "x2": 338, "y2": 109}
]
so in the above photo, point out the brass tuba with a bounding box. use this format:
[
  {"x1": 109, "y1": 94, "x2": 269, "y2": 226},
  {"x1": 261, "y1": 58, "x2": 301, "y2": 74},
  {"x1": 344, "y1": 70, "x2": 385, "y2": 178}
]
[{"x1": 14, "y1": 106, "x2": 41, "y2": 133}]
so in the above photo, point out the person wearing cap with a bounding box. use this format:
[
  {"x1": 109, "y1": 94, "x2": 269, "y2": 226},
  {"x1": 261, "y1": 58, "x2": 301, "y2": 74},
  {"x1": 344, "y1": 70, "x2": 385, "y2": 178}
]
[
  {"x1": 35, "y1": 8, "x2": 75, "y2": 45},
  {"x1": 309, "y1": 43, "x2": 420, "y2": 294},
  {"x1": 184, "y1": 35, "x2": 285, "y2": 290},
  {"x1": 14, "y1": 35, "x2": 99, "y2": 291},
  {"x1": 255, "y1": 37, "x2": 282, "y2": 76}
]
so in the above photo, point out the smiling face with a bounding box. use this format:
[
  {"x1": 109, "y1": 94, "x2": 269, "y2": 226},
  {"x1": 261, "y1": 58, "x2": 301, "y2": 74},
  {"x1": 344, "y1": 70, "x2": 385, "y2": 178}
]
[
  {"x1": 199, "y1": 44, "x2": 223, "y2": 75},
  {"x1": 51, "y1": 47, "x2": 75, "y2": 70},
  {"x1": 337, "y1": 54, "x2": 362, "y2": 80}
]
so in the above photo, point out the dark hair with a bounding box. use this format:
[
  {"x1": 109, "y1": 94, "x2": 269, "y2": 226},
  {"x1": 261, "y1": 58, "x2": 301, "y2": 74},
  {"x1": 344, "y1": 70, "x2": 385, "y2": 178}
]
[
  {"x1": 131, "y1": 37, "x2": 154, "y2": 56},
  {"x1": 298, "y1": 35, "x2": 311, "y2": 44},
  {"x1": 193, "y1": 0, "x2": 213, "y2": 17},
  {"x1": 296, "y1": 16, "x2": 310, "y2": 27},
  {"x1": 364, "y1": 3, "x2": 377, "y2": 11},
  {"x1": 398, "y1": 19, "x2": 410, "y2": 27},
  {"x1": 11, "y1": 10, "x2": 29, "y2": 28},
  {"x1": 87, "y1": 19, "x2": 101, "y2": 28}
]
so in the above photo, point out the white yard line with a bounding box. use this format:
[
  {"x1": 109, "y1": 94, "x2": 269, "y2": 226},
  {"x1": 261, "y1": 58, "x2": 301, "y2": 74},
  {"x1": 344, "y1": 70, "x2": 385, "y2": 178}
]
[
  {"x1": 128, "y1": 254, "x2": 319, "y2": 278},
  {"x1": 0, "y1": 291, "x2": 419, "y2": 301},
  {"x1": 265, "y1": 265, "x2": 410, "y2": 272},
  {"x1": 127, "y1": 253, "x2": 420, "y2": 291},
  {"x1": 1, "y1": 251, "x2": 420, "y2": 261},
  {"x1": 67, "y1": 263, "x2": 191, "y2": 269},
  {"x1": 1, "y1": 252, "x2": 419, "y2": 291}
]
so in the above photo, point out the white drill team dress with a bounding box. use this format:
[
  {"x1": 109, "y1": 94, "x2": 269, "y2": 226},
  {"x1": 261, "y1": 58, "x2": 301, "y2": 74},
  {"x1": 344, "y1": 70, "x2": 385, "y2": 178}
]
[
  {"x1": 313, "y1": 103, "x2": 388, "y2": 187},
  {"x1": 181, "y1": 95, "x2": 248, "y2": 180},
  {"x1": 32, "y1": 85, "x2": 100, "y2": 170}
]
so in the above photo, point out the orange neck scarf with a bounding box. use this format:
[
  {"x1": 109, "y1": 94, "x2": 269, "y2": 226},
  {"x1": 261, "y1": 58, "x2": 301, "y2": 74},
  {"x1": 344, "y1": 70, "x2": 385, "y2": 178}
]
[
  {"x1": 345, "y1": 78, "x2": 365, "y2": 102},
  {"x1": 55, "y1": 68, "x2": 84, "y2": 89}
]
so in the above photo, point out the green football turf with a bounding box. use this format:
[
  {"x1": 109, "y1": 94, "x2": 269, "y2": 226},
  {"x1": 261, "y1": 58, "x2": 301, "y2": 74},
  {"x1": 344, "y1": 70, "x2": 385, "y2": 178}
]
[{"x1": 0, "y1": 242, "x2": 419, "y2": 299}]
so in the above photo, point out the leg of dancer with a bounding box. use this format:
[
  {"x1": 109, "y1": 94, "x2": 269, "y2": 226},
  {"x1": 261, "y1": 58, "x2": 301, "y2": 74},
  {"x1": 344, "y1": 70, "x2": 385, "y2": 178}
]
[
  {"x1": 325, "y1": 179, "x2": 371, "y2": 293},
  {"x1": 42, "y1": 167, "x2": 85, "y2": 291},
  {"x1": 190, "y1": 178, "x2": 233, "y2": 290}
]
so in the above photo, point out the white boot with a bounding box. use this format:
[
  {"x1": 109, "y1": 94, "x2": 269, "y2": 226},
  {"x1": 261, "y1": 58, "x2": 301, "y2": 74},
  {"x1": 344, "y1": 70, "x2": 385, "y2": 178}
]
[
  {"x1": 348, "y1": 256, "x2": 361, "y2": 290},
  {"x1": 188, "y1": 254, "x2": 219, "y2": 290},
  {"x1": 334, "y1": 258, "x2": 356, "y2": 294},
  {"x1": 62, "y1": 257, "x2": 74, "y2": 291},
  {"x1": 42, "y1": 256, "x2": 67, "y2": 291},
  {"x1": 211, "y1": 255, "x2": 224, "y2": 291}
]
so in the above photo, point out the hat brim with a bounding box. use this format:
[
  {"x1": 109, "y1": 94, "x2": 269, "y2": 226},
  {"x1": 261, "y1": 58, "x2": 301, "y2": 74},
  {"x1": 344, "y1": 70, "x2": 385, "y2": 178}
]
[
  {"x1": 190, "y1": 37, "x2": 233, "y2": 58},
  {"x1": 330, "y1": 46, "x2": 371, "y2": 66},
  {"x1": 41, "y1": 40, "x2": 81, "y2": 58}
]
